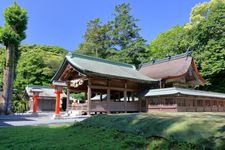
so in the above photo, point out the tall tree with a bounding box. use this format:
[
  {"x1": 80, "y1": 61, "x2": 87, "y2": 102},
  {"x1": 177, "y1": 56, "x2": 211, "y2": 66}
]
[
  {"x1": 0, "y1": 2, "x2": 27, "y2": 114},
  {"x1": 145, "y1": 0, "x2": 225, "y2": 92},
  {"x1": 191, "y1": 1, "x2": 225, "y2": 92},
  {"x1": 76, "y1": 18, "x2": 110, "y2": 58},
  {"x1": 109, "y1": 3, "x2": 146, "y2": 65}
]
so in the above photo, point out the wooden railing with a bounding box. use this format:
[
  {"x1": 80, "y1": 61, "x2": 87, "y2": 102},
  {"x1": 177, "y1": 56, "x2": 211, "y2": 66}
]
[{"x1": 69, "y1": 100, "x2": 140, "y2": 112}]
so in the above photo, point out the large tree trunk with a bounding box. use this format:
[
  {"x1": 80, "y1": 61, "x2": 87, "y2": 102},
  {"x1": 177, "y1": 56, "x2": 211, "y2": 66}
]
[{"x1": 1, "y1": 44, "x2": 15, "y2": 115}]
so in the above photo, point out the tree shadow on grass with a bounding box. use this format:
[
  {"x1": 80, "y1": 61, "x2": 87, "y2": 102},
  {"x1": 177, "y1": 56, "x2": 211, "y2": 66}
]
[
  {"x1": 82, "y1": 113, "x2": 225, "y2": 149},
  {"x1": 218, "y1": 125, "x2": 225, "y2": 133}
]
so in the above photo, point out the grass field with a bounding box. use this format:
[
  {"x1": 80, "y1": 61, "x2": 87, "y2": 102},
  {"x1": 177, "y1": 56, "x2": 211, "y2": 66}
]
[
  {"x1": 0, "y1": 124, "x2": 152, "y2": 150},
  {"x1": 0, "y1": 112, "x2": 225, "y2": 150},
  {"x1": 83, "y1": 112, "x2": 225, "y2": 149}
]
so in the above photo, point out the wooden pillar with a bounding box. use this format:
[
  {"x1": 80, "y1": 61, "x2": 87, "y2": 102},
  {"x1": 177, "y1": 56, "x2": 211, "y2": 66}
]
[
  {"x1": 87, "y1": 79, "x2": 92, "y2": 115},
  {"x1": 32, "y1": 95, "x2": 38, "y2": 113},
  {"x1": 55, "y1": 91, "x2": 62, "y2": 115},
  {"x1": 124, "y1": 82, "x2": 127, "y2": 113},
  {"x1": 107, "y1": 88, "x2": 110, "y2": 114},
  {"x1": 85, "y1": 92, "x2": 87, "y2": 100},
  {"x1": 203, "y1": 100, "x2": 205, "y2": 112},
  {"x1": 66, "y1": 81, "x2": 71, "y2": 112},
  {"x1": 146, "y1": 97, "x2": 149, "y2": 112},
  {"x1": 66, "y1": 89, "x2": 70, "y2": 112},
  {"x1": 139, "y1": 97, "x2": 142, "y2": 112},
  {"x1": 159, "y1": 79, "x2": 162, "y2": 88},
  {"x1": 107, "y1": 80, "x2": 111, "y2": 114}
]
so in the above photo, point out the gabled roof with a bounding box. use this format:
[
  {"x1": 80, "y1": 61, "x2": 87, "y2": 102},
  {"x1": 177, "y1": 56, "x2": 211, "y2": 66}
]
[
  {"x1": 144, "y1": 87, "x2": 225, "y2": 99},
  {"x1": 52, "y1": 53, "x2": 157, "y2": 83},
  {"x1": 25, "y1": 85, "x2": 67, "y2": 98},
  {"x1": 139, "y1": 52, "x2": 205, "y2": 85}
]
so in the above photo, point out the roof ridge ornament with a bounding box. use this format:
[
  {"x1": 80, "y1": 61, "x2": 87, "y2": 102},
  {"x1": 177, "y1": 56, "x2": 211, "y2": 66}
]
[
  {"x1": 185, "y1": 47, "x2": 192, "y2": 57},
  {"x1": 67, "y1": 52, "x2": 72, "y2": 57},
  {"x1": 141, "y1": 50, "x2": 193, "y2": 67},
  {"x1": 166, "y1": 54, "x2": 172, "y2": 60}
]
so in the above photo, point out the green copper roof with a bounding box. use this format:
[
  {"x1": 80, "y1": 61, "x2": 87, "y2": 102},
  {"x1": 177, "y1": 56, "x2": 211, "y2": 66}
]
[
  {"x1": 25, "y1": 85, "x2": 67, "y2": 98},
  {"x1": 144, "y1": 87, "x2": 225, "y2": 99},
  {"x1": 52, "y1": 53, "x2": 156, "y2": 82}
]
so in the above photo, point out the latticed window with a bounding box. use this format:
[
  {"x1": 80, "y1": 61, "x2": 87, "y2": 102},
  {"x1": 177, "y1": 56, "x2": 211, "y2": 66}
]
[
  {"x1": 197, "y1": 100, "x2": 203, "y2": 106},
  {"x1": 165, "y1": 98, "x2": 175, "y2": 105},
  {"x1": 178, "y1": 99, "x2": 186, "y2": 106}
]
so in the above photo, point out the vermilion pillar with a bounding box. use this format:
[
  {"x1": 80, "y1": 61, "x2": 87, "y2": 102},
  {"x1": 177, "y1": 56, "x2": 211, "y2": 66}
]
[
  {"x1": 52, "y1": 81, "x2": 67, "y2": 119},
  {"x1": 33, "y1": 95, "x2": 38, "y2": 113},
  {"x1": 55, "y1": 91, "x2": 62, "y2": 115},
  {"x1": 30, "y1": 88, "x2": 42, "y2": 115}
]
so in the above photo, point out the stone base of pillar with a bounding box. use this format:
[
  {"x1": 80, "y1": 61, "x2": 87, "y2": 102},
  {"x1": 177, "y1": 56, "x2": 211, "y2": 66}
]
[
  {"x1": 52, "y1": 114, "x2": 61, "y2": 119},
  {"x1": 31, "y1": 112, "x2": 38, "y2": 116}
]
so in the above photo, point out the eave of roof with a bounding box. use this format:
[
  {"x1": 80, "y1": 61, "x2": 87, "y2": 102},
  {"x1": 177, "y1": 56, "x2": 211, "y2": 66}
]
[
  {"x1": 139, "y1": 56, "x2": 192, "y2": 80},
  {"x1": 140, "y1": 52, "x2": 190, "y2": 67},
  {"x1": 25, "y1": 85, "x2": 67, "y2": 98},
  {"x1": 144, "y1": 87, "x2": 225, "y2": 99},
  {"x1": 139, "y1": 52, "x2": 205, "y2": 85}
]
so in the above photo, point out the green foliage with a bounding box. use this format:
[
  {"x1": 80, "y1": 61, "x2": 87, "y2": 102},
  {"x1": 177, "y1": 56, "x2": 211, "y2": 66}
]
[
  {"x1": 146, "y1": 25, "x2": 191, "y2": 60},
  {"x1": 70, "y1": 92, "x2": 85, "y2": 102},
  {"x1": 0, "y1": 24, "x2": 20, "y2": 45},
  {"x1": 146, "y1": 0, "x2": 225, "y2": 92},
  {"x1": 191, "y1": 1, "x2": 225, "y2": 92},
  {"x1": 186, "y1": 0, "x2": 224, "y2": 29},
  {"x1": 0, "y1": 2, "x2": 27, "y2": 46},
  {"x1": 110, "y1": 3, "x2": 142, "y2": 49},
  {"x1": 4, "y1": 2, "x2": 27, "y2": 33},
  {"x1": 109, "y1": 3, "x2": 146, "y2": 65},
  {"x1": 0, "y1": 44, "x2": 67, "y2": 91},
  {"x1": 11, "y1": 99, "x2": 27, "y2": 113},
  {"x1": 76, "y1": 18, "x2": 111, "y2": 58},
  {"x1": 76, "y1": 3, "x2": 146, "y2": 66}
]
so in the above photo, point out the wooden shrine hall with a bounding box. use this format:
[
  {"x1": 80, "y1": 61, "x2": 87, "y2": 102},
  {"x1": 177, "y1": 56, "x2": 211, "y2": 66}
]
[
  {"x1": 46, "y1": 52, "x2": 225, "y2": 117},
  {"x1": 51, "y1": 53, "x2": 156, "y2": 116},
  {"x1": 139, "y1": 53, "x2": 225, "y2": 112}
]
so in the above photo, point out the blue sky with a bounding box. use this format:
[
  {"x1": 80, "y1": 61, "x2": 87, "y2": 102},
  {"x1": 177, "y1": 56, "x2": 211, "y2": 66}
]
[{"x1": 0, "y1": 0, "x2": 207, "y2": 51}]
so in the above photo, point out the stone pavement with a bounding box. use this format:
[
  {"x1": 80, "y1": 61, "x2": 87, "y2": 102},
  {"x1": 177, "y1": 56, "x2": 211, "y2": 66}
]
[{"x1": 0, "y1": 112, "x2": 89, "y2": 127}]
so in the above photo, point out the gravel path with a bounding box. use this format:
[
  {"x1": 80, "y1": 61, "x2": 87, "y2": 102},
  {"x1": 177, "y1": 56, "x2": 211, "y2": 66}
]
[{"x1": 0, "y1": 112, "x2": 89, "y2": 127}]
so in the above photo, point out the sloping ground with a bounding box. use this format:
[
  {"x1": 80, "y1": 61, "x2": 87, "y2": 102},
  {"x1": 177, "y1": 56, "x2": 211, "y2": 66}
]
[
  {"x1": 0, "y1": 125, "x2": 150, "y2": 150},
  {"x1": 82, "y1": 112, "x2": 225, "y2": 149}
]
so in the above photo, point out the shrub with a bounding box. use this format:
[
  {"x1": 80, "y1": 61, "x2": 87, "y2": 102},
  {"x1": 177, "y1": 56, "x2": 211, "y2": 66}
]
[{"x1": 12, "y1": 99, "x2": 27, "y2": 113}]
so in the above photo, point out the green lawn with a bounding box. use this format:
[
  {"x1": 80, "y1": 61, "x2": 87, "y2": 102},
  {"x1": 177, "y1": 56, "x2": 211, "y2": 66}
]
[
  {"x1": 0, "y1": 124, "x2": 152, "y2": 150},
  {"x1": 0, "y1": 113, "x2": 224, "y2": 150},
  {"x1": 83, "y1": 112, "x2": 225, "y2": 149}
]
